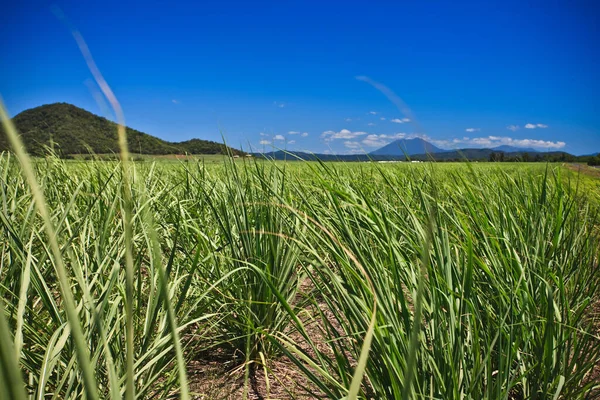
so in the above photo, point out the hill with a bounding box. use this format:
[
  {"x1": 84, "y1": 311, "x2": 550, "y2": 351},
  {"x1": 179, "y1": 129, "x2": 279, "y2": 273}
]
[
  {"x1": 0, "y1": 103, "x2": 244, "y2": 156},
  {"x1": 369, "y1": 138, "x2": 444, "y2": 156}
]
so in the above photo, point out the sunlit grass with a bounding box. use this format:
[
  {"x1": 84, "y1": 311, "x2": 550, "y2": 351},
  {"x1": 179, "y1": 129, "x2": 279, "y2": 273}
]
[{"x1": 0, "y1": 151, "x2": 599, "y2": 398}]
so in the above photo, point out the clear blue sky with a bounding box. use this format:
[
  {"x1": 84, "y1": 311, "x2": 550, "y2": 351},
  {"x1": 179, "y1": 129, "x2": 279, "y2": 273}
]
[{"x1": 1, "y1": 0, "x2": 598, "y2": 155}]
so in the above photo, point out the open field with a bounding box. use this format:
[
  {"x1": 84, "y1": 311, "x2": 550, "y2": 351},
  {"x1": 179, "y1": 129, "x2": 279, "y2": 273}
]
[
  {"x1": 68, "y1": 153, "x2": 243, "y2": 163},
  {"x1": 1, "y1": 155, "x2": 600, "y2": 399}
]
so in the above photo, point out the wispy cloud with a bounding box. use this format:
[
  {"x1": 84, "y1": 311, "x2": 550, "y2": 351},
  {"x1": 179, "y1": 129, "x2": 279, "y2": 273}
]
[
  {"x1": 369, "y1": 111, "x2": 378, "y2": 115},
  {"x1": 445, "y1": 135, "x2": 564, "y2": 149},
  {"x1": 344, "y1": 141, "x2": 362, "y2": 149},
  {"x1": 402, "y1": 118, "x2": 411, "y2": 122},
  {"x1": 507, "y1": 125, "x2": 520, "y2": 132},
  {"x1": 367, "y1": 122, "x2": 376, "y2": 126},
  {"x1": 288, "y1": 140, "x2": 296, "y2": 144},
  {"x1": 321, "y1": 129, "x2": 368, "y2": 142},
  {"x1": 345, "y1": 118, "x2": 353, "y2": 122},
  {"x1": 465, "y1": 128, "x2": 480, "y2": 132},
  {"x1": 301, "y1": 132, "x2": 309, "y2": 137},
  {"x1": 259, "y1": 140, "x2": 271, "y2": 145},
  {"x1": 380, "y1": 117, "x2": 386, "y2": 121},
  {"x1": 259, "y1": 132, "x2": 269, "y2": 136},
  {"x1": 288, "y1": 131, "x2": 299, "y2": 135},
  {"x1": 525, "y1": 123, "x2": 549, "y2": 129},
  {"x1": 171, "y1": 99, "x2": 180, "y2": 104},
  {"x1": 390, "y1": 118, "x2": 404, "y2": 124},
  {"x1": 273, "y1": 101, "x2": 286, "y2": 108},
  {"x1": 273, "y1": 135, "x2": 285, "y2": 141}
]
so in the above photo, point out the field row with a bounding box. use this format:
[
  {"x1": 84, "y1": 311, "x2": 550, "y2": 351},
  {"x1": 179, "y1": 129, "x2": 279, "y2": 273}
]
[{"x1": 1, "y1": 156, "x2": 599, "y2": 399}]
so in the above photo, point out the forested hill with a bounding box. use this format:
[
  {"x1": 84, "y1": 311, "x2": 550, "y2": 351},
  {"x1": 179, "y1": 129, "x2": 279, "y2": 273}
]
[{"x1": 0, "y1": 103, "x2": 244, "y2": 156}]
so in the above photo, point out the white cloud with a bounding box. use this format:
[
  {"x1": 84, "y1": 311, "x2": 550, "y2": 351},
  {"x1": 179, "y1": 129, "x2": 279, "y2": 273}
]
[
  {"x1": 380, "y1": 117, "x2": 386, "y2": 121},
  {"x1": 402, "y1": 118, "x2": 411, "y2": 122},
  {"x1": 288, "y1": 131, "x2": 300, "y2": 135},
  {"x1": 507, "y1": 125, "x2": 519, "y2": 132},
  {"x1": 273, "y1": 101, "x2": 285, "y2": 108},
  {"x1": 259, "y1": 140, "x2": 271, "y2": 145},
  {"x1": 273, "y1": 135, "x2": 285, "y2": 141},
  {"x1": 321, "y1": 129, "x2": 368, "y2": 142},
  {"x1": 367, "y1": 122, "x2": 376, "y2": 126},
  {"x1": 390, "y1": 118, "x2": 404, "y2": 124},
  {"x1": 465, "y1": 128, "x2": 480, "y2": 133},
  {"x1": 301, "y1": 132, "x2": 309, "y2": 137},
  {"x1": 288, "y1": 140, "x2": 296, "y2": 144},
  {"x1": 369, "y1": 111, "x2": 378, "y2": 115},
  {"x1": 445, "y1": 135, "x2": 565, "y2": 149},
  {"x1": 525, "y1": 123, "x2": 549, "y2": 129},
  {"x1": 345, "y1": 118, "x2": 353, "y2": 122},
  {"x1": 259, "y1": 132, "x2": 269, "y2": 136},
  {"x1": 344, "y1": 141, "x2": 362, "y2": 149}
]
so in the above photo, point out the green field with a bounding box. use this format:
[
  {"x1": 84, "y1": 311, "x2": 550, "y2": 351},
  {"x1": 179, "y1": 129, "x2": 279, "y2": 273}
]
[{"x1": 1, "y1": 154, "x2": 600, "y2": 399}]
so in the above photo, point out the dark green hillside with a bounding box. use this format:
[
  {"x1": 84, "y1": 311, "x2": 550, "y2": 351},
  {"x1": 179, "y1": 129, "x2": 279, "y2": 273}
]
[{"x1": 0, "y1": 103, "x2": 244, "y2": 156}]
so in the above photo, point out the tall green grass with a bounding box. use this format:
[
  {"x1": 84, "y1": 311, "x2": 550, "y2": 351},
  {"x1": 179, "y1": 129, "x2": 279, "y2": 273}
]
[
  {"x1": 0, "y1": 143, "x2": 599, "y2": 399},
  {"x1": 274, "y1": 163, "x2": 600, "y2": 398}
]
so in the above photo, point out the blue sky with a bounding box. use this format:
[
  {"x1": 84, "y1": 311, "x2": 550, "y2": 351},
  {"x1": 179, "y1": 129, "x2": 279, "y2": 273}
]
[{"x1": 1, "y1": 0, "x2": 598, "y2": 155}]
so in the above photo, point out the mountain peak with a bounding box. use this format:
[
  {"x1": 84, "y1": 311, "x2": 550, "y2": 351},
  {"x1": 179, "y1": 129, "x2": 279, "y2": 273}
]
[{"x1": 369, "y1": 138, "x2": 443, "y2": 156}]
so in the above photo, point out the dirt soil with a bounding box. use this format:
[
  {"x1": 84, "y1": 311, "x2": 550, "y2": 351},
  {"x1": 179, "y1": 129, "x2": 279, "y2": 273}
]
[{"x1": 186, "y1": 280, "x2": 345, "y2": 399}]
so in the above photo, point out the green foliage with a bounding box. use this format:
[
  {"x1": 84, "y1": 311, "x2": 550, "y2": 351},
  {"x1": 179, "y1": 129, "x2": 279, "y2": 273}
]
[
  {"x1": 1, "y1": 154, "x2": 599, "y2": 399},
  {"x1": 283, "y1": 163, "x2": 600, "y2": 398},
  {"x1": 0, "y1": 103, "x2": 244, "y2": 157}
]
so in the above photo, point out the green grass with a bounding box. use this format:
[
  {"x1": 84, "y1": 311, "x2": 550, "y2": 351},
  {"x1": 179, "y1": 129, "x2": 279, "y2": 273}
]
[
  {"x1": 0, "y1": 153, "x2": 599, "y2": 399},
  {"x1": 68, "y1": 153, "x2": 242, "y2": 163}
]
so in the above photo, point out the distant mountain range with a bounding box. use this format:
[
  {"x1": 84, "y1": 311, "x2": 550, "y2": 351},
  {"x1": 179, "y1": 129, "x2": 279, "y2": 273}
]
[
  {"x1": 1, "y1": 103, "x2": 593, "y2": 162},
  {"x1": 369, "y1": 139, "x2": 539, "y2": 157},
  {"x1": 255, "y1": 138, "x2": 576, "y2": 161},
  {"x1": 0, "y1": 103, "x2": 244, "y2": 156},
  {"x1": 490, "y1": 145, "x2": 537, "y2": 153}
]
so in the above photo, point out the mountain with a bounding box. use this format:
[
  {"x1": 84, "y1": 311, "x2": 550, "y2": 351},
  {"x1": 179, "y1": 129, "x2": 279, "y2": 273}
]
[
  {"x1": 255, "y1": 146, "x2": 577, "y2": 162},
  {"x1": 0, "y1": 103, "x2": 244, "y2": 156},
  {"x1": 369, "y1": 138, "x2": 444, "y2": 156},
  {"x1": 492, "y1": 145, "x2": 538, "y2": 153}
]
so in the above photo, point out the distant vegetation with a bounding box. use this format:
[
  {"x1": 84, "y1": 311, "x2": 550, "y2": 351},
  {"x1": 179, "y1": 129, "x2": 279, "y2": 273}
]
[
  {"x1": 0, "y1": 103, "x2": 245, "y2": 157},
  {"x1": 255, "y1": 148, "x2": 590, "y2": 163},
  {"x1": 588, "y1": 154, "x2": 600, "y2": 166}
]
